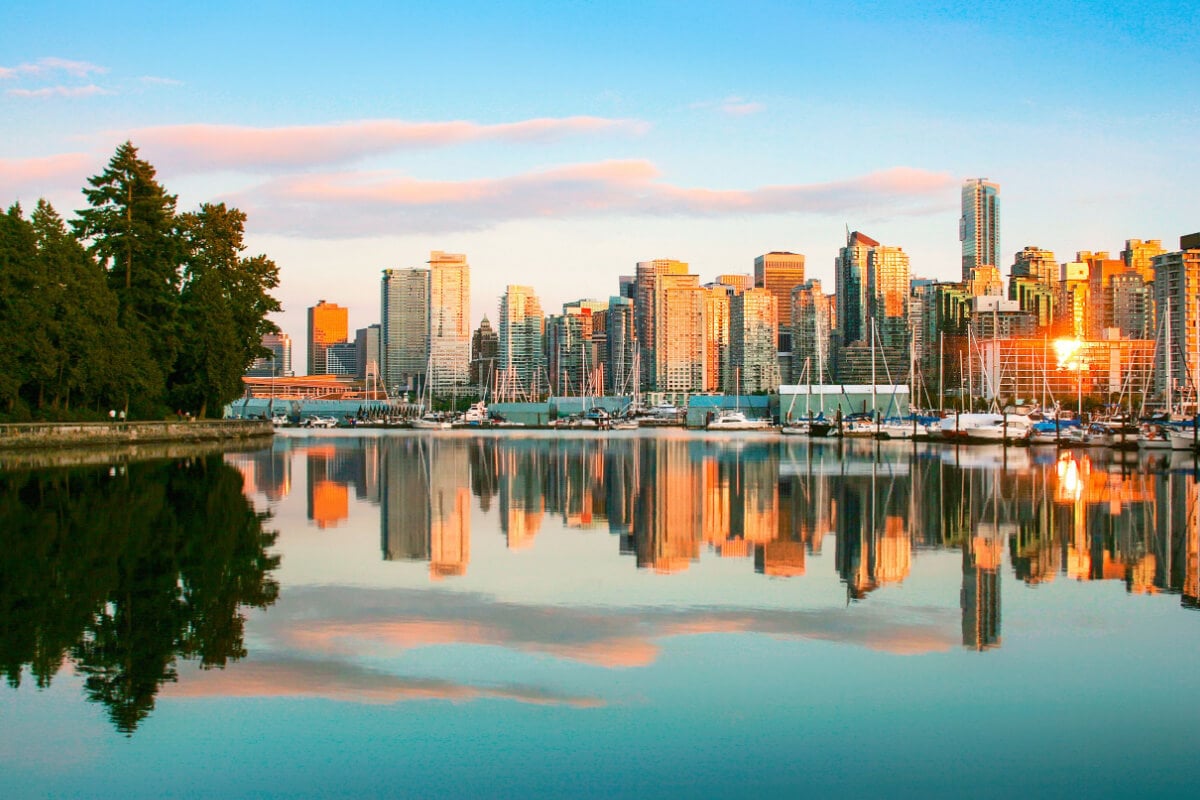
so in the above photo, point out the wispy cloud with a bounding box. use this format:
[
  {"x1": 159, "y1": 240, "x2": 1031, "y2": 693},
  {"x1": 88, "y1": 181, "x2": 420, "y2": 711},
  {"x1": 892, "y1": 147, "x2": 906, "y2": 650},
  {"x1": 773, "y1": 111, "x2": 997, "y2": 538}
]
[
  {"x1": 164, "y1": 658, "x2": 604, "y2": 708},
  {"x1": 127, "y1": 116, "x2": 651, "y2": 171},
  {"x1": 691, "y1": 95, "x2": 766, "y2": 116},
  {"x1": 6, "y1": 84, "x2": 111, "y2": 98},
  {"x1": 0, "y1": 56, "x2": 107, "y2": 80},
  {"x1": 231, "y1": 160, "x2": 956, "y2": 237},
  {"x1": 138, "y1": 75, "x2": 183, "y2": 86}
]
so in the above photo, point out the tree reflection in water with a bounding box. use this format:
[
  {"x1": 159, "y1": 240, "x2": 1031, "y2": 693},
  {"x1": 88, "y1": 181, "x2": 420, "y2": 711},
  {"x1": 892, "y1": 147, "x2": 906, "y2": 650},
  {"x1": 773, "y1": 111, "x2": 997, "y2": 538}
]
[{"x1": 0, "y1": 456, "x2": 279, "y2": 734}]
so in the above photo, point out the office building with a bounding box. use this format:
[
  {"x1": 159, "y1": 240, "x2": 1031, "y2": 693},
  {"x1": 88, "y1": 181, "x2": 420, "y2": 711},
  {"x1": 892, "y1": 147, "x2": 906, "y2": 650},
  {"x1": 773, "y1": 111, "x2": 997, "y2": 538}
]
[
  {"x1": 246, "y1": 332, "x2": 293, "y2": 377},
  {"x1": 1153, "y1": 236, "x2": 1200, "y2": 408},
  {"x1": 307, "y1": 300, "x2": 348, "y2": 375},
  {"x1": 381, "y1": 268, "x2": 429, "y2": 395},
  {"x1": 702, "y1": 285, "x2": 731, "y2": 392},
  {"x1": 355, "y1": 325, "x2": 381, "y2": 382},
  {"x1": 730, "y1": 288, "x2": 779, "y2": 393},
  {"x1": 791, "y1": 280, "x2": 832, "y2": 384},
  {"x1": 960, "y1": 178, "x2": 1001, "y2": 287},
  {"x1": 605, "y1": 297, "x2": 637, "y2": 395},
  {"x1": 754, "y1": 252, "x2": 806, "y2": 349},
  {"x1": 498, "y1": 285, "x2": 546, "y2": 400},
  {"x1": 325, "y1": 342, "x2": 358, "y2": 377},
  {"x1": 428, "y1": 251, "x2": 470, "y2": 397},
  {"x1": 635, "y1": 259, "x2": 691, "y2": 392},
  {"x1": 470, "y1": 316, "x2": 499, "y2": 392}
]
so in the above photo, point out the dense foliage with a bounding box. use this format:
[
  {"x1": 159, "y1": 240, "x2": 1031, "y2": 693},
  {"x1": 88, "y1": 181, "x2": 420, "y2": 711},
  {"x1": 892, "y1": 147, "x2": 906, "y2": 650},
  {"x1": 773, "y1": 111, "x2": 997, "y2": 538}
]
[{"x1": 0, "y1": 142, "x2": 281, "y2": 420}]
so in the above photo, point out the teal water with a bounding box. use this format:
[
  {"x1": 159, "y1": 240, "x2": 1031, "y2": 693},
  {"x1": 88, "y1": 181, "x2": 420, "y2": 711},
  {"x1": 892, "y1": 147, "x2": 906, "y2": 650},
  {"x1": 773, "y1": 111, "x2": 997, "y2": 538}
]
[{"x1": 2, "y1": 431, "x2": 1198, "y2": 798}]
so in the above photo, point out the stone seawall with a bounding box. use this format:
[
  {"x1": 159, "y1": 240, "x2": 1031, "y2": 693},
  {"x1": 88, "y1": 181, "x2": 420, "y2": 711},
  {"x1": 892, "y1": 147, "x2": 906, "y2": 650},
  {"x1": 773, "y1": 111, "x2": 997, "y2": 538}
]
[{"x1": 0, "y1": 419, "x2": 274, "y2": 452}]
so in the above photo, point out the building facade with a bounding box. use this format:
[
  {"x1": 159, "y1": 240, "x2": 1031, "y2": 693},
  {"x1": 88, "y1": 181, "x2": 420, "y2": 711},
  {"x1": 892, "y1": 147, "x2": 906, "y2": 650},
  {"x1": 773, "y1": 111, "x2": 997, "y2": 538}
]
[
  {"x1": 428, "y1": 251, "x2": 470, "y2": 397},
  {"x1": 960, "y1": 178, "x2": 1001, "y2": 285},
  {"x1": 381, "y1": 268, "x2": 429, "y2": 395},
  {"x1": 754, "y1": 251, "x2": 805, "y2": 350},
  {"x1": 731, "y1": 288, "x2": 780, "y2": 393},
  {"x1": 498, "y1": 285, "x2": 546, "y2": 401},
  {"x1": 307, "y1": 300, "x2": 348, "y2": 375},
  {"x1": 246, "y1": 332, "x2": 293, "y2": 377}
]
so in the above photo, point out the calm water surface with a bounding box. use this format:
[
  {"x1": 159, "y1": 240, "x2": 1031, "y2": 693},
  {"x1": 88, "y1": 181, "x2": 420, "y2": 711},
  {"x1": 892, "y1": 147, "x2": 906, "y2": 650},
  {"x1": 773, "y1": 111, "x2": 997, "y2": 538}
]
[{"x1": 2, "y1": 430, "x2": 1199, "y2": 799}]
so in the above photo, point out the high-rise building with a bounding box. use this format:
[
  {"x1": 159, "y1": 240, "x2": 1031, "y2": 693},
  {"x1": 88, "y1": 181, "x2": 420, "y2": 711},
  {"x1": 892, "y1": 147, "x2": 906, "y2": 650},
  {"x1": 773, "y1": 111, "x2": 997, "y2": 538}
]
[
  {"x1": 870, "y1": 243, "x2": 911, "y2": 353},
  {"x1": 1122, "y1": 238, "x2": 1165, "y2": 284},
  {"x1": 354, "y1": 325, "x2": 381, "y2": 382},
  {"x1": 834, "y1": 230, "x2": 910, "y2": 353},
  {"x1": 307, "y1": 300, "x2": 348, "y2": 375},
  {"x1": 246, "y1": 332, "x2": 293, "y2": 377},
  {"x1": 1056, "y1": 261, "x2": 1089, "y2": 338},
  {"x1": 469, "y1": 316, "x2": 499, "y2": 392},
  {"x1": 655, "y1": 272, "x2": 705, "y2": 394},
  {"x1": 715, "y1": 273, "x2": 753, "y2": 295},
  {"x1": 428, "y1": 251, "x2": 470, "y2": 396},
  {"x1": 325, "y1": 342, "x2": 358, "y2": 376},
  {"x1": 381, "y1": 268, "x2": 429, "y2": 395},
  {"x1": 497, "y1": 285, "x2": 545, "y2": 400},
  {"x1": 730, "y1": 288, "x2": 779, "y2": 393},
  {"x1": 702, "y1": 284, "x2": 731, "y2": 392},
  {"x1": 605, "y1": 297, "x2": 637, "y2": 395},
  {"x1": 1011, "y1": 246, "x2": 1057, "y2": 289},
  {"x1": 835, "y1": 231, "x2": 876, "y2": 348},
  {"x1": 1153, "y1": 236, "x2": 1200, "y2": 408},
  {"x1": 1081, "y1": 251, "x2": 1125, "y2": 340},
  {"x1": 960, "y1": 178, "x2": 1001, "y2": 286},
  {"x1": 635, "y1": 259, "x2": 690, "y2": 391},
  {"x1": 791, "y1": 280, "x2": 832, "y2": 384},
  {"x1": 547, "y1": 300, "x2": 608, "y2": 396},
  {"x1": 754, "y1": 252, "x2": 806, "y2": 350}
]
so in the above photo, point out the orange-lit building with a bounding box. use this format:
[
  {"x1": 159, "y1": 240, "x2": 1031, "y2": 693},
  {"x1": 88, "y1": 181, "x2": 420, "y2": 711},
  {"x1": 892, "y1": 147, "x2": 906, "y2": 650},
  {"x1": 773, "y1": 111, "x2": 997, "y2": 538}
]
[{"x1": 307, "y1": 300, "x2": 349, "y2": 376}]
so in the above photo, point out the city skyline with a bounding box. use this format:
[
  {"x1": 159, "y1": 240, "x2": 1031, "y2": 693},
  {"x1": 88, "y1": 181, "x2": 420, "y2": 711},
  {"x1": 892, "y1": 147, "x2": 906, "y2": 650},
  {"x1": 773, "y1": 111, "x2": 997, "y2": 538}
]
[{"x1": 1, "y1": 3, "x2": 1195, "y2": 370}]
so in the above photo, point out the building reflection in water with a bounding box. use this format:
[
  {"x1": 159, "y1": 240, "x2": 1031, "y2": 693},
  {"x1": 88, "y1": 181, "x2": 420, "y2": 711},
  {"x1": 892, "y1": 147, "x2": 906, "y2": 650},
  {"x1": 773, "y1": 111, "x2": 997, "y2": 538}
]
[{"x1": 272, "y1": 435, "x2": 1200, "y2": 639}]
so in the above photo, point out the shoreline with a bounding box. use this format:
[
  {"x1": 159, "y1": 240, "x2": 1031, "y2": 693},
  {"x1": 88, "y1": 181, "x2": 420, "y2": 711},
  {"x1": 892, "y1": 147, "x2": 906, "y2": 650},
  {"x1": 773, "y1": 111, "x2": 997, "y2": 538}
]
[{"x1": 0, "y1": 419, "x2": 274, "y2": 455}]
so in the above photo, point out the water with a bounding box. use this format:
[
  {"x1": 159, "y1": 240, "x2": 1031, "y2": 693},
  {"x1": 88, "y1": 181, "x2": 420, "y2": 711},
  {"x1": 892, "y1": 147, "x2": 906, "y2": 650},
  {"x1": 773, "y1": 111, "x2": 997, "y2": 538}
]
[{"x1": 2, "y1": 430, "x2": 1198, "y2": 798}]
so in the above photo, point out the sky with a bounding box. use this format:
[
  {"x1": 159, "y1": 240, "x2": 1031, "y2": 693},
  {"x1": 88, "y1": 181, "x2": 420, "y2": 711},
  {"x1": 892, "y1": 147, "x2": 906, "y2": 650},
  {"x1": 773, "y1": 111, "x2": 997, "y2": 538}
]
[{"x1": 2, "y1": 1, "x2": 1197, "y2": 367}]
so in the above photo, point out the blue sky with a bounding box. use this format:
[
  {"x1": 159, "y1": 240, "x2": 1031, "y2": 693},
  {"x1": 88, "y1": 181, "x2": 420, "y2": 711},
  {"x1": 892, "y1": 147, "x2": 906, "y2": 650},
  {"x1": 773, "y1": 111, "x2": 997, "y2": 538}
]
[{"x1": 2, "y1": 1, "x2": 1197, "y2": 361}]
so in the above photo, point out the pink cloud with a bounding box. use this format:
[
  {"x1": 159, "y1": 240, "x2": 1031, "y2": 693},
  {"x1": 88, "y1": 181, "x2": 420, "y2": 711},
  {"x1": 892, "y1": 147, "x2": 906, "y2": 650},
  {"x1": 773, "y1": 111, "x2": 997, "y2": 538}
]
[
  {"x1": 124, "y1": 116, "x2": 650, "y2": 171},
  {"x1": 0, "y1": 57, "x2": 106, "y2": 80},
  {"x1": 6, "y1": 84, "x2": 110, "y2": 98},
  {"x1": 163, "y1": 659, "x2": 603, "y2": 708},
  {"x1": 230, "y1": 160, "x2": 957, "y2": 237},
  {"x1": 0, "y1": 152, "x2": 95, "y2": 197}
]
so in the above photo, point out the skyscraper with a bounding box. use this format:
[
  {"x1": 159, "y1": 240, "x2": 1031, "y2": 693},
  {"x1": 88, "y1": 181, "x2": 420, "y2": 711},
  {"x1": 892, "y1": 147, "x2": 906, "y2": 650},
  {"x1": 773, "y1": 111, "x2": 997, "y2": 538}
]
[
  {"x1": 246, "y1": 332, "x2": 293, "y2": 377},
  {"x1": 834, "y1": 231, "x2": 876, "y2": 347},
  {"x1": 960, "y1": 178, "x2": 1001, "y2": 290},
  {"x1": 469, "y1": 316, "x2": 499, "y2": 391},
  {"x1": 1153, "y1": 235, "x2": 1200, "y2": 407},
  {"x1": 635, "y1": 259, "x2": 690, "y2": 392},
  {"x1": 354, "y1": 325, "x2": 381, "y2": 381},
  {"x1": 753, "y1": 252, "x2": 806, "y2": 349},
  {"x1": 428, "y1": 251, "x2": 470, "y2": 396},
  {"x1": 498, "y1": 285, "x2": 545, "y2": 400},
  {"x1": 605, "y1": 296, "x2": 637, "y2": 395},
  {"x1": 791, "y1": 279, "x2": 831, "y2": 383},
  {"x1": 307, "y1": 300, "x2": 348, "y2": 375},
  {"x1": 730, "y1": 288, "x2": 779, "y2": 393},
  {"x1": 381, "y1": 268, "x2": 429, "y2": 395}
]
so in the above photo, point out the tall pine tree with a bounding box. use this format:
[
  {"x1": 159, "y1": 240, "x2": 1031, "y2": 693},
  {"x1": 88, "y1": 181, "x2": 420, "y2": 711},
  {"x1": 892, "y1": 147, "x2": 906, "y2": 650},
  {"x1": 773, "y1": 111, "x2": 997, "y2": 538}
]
[{"x1": 73, "y1": 142, "x2": 183, "y2": 415}]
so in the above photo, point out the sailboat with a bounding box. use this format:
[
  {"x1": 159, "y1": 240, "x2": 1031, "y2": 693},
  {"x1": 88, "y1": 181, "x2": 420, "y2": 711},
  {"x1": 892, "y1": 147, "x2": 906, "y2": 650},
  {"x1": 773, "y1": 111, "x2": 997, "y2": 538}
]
[
  {"x1": 411, "y1": 356, "x2": 451, "y2": 429},
  {"x1": 708, "y1": 367, "x2": 772, "y2": 430}
]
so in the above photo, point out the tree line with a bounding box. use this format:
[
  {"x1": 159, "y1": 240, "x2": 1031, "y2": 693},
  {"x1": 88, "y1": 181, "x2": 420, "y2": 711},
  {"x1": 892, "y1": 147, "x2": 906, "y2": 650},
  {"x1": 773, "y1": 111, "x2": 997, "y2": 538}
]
[{"x1": 0, "y1": 142, "x2": 281, "y2": 421}]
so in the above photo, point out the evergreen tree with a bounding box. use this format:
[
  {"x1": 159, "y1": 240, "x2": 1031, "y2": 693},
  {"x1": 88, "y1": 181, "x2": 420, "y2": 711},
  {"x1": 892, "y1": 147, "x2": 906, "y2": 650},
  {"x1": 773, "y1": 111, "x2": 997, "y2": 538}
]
[
  {"x1": 0, "y1": 203, "x2": 49, "y2": 416},
  {"x1": 174, "y1": 203, "x2": 281, "y2": 417},
  {"x1": 73, "y1": 142, "x2": 183, "y2": 415},
  {"x1": 30, "y1": 200, "x2": 129, "y2": 414}
]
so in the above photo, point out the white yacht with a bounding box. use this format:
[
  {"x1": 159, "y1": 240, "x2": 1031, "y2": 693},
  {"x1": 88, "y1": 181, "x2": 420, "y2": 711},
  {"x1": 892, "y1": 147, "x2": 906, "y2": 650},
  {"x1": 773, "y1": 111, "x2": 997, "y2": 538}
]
[{"x1": 707, "y1": 410, "x2": 772, "y2": 431}]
